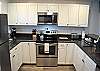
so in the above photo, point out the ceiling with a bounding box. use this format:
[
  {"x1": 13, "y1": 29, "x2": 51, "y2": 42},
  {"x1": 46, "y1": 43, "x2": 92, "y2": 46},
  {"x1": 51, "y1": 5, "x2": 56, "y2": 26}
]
[{"x1": 8, "y1": 0, "x2": 94, "y2": 3}]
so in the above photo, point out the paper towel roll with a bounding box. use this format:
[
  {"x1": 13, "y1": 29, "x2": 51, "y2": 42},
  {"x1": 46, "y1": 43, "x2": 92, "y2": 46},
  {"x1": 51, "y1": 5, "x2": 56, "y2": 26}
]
[{"x1": 44, "y1": 43, "x2": 49, "y2": 53}]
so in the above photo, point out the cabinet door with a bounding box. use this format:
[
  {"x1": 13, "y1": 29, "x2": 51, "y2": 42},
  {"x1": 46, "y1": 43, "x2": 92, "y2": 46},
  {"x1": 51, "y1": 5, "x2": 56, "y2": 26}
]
[
  {"x1": 29, "y1": 42, "x2": 36, "y2": 64},
  {"x1": 78, "y1": 5, "x2": 89, "y2": 27},
  {"x1": 10, "y1": 52, "x2": 18, "y2": 71},
  {"x1": 48, "y1": 4, "x2": 58, "y2": 12},
  {"x1": 76, "y1": 47, "x2": 85, "y2": 71},
  {"x1": 17, "y1": 43, "x2": 23, "y2": 69},
  {"x1": 58, "y1": 43, "x2": 66, "y2": 64},
  {"x1": 17, "y1": 3, "x2": 28, "y2": 25},
  {"x1": 66, "y1": 43, "x2": 74, "y2": 64},
  {"x1": 58, "y1": 4, "x2": 69, "y2": 26},
  {"x1": 37, "y1": 3, "x2": 48, "y2": 12},
  {"x1": 68, "y1": 4, "x2": 79, "y2": 26},
  {"x1": 84, "y1": 54, "x2": 96, "y2": 71},
  {"x1": 27, "y1": 3, "x2": 37, "y2": 25},
  {"x1": 8, "y1": 3, "x2": 17, "y2": 25},
  {"x1": 73, "y1": 44, "x2": 78, "y2": 66},
  {"x1": 22, "y1": 42, "x2": 30, "y2": 63}
]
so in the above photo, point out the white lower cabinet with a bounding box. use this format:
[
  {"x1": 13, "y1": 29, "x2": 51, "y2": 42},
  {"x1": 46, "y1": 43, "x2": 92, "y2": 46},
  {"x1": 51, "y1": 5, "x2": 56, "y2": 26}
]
[
  {"x1": 29, "y1": 42, "x2": 36, "y2": 64},
  {"x1": 58, "y1": 43, "x2": 96, "y2": 71},
  {"x1": 22, "y1": 42, "x2": 30, "y2": 63},
  {"x1": 58, "y1": 43, "x2": 66, "y2": 64},
  {"x1": 10, "y1": 42, "x2": 36, "y2": 71},
  {"x1": 66, "y1": 43, "x2": 74, "y2": 64},
  {"x1": 10, "y1": 43, "x2": 23, "y2": 71},
  {"x1": 73, "y1": 44, "x2": 96, "y2": 71},
  {"x1": 22, "y1": 42, "x2": 36, "y2": 64},
  {"x1": 58, "y1": 43, "x2": 74, "y2": 64}
]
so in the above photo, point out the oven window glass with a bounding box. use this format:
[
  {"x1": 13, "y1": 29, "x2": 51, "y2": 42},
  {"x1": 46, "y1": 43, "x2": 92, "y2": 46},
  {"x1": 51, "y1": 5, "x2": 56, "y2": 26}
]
[
  {"x1": 49, "y1": 46, "x2": 55, "y2": 55},
  {"x1": 38, "y1": 46, "x2": 44, "y2": 54},
  {"x1": 38, "y1": 45, "x2": 56, "y2": 55}
]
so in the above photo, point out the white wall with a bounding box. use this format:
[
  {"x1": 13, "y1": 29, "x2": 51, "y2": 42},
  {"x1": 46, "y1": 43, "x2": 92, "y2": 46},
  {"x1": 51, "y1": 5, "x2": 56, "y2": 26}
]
[
  {"x1": 87, "y1": 0, "x2": 99, "y2": 35},
  {"x1": 0, "y1": 0, "x2": 8, "y2": 14}
]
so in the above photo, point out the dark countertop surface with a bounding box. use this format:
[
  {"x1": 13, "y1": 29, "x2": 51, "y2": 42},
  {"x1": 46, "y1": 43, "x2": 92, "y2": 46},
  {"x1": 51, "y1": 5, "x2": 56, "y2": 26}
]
[{"x1": 9, "y1": 34, "x2": 100, "y2": 70}]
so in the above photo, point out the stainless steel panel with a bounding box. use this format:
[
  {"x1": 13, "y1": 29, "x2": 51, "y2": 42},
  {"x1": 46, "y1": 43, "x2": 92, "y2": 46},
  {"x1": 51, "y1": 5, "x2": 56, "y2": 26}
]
[{"x1": 36, "y1": 58, "x2": 58, "y2": 66}]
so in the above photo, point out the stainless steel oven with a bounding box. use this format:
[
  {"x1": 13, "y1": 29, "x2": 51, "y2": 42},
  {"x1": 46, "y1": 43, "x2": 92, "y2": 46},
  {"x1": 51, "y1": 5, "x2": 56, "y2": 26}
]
[
  {"x1": 36, "y1": 43, "x2": 58, "y2": 66},
  {"x1": 37, "y1": 12, "x2": 58, "y2": 24}
]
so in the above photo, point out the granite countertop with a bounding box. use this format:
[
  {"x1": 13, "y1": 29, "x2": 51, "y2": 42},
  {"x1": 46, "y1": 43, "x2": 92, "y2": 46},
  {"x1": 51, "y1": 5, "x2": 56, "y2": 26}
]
[{"x1": 9, "y1": 33, "x2": 34, "y2": 50}]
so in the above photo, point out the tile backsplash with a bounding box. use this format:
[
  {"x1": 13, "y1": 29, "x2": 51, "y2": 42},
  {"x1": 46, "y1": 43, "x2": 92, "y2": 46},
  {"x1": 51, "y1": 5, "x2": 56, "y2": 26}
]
[{"x1": 9, "y1": 24, "x2": 88, "y2": 35}]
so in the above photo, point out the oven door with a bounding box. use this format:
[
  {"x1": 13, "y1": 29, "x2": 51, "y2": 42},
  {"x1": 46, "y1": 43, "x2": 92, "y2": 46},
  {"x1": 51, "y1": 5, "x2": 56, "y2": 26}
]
[{"x1": 36, "y1": 43, "x2": 58, "y2": 58}]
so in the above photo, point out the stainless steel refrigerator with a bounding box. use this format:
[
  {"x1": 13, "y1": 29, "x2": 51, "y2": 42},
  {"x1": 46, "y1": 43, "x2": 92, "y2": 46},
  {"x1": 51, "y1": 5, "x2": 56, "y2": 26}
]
[{"x1": 0, "y1": 14, "x2": 11, "y2": 71}]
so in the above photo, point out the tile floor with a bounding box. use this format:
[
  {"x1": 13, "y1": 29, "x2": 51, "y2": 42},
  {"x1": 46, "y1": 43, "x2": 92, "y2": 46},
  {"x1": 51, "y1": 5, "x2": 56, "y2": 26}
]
[{"x1": 19, "y1": 65, "x2": 76, "y2": 71}]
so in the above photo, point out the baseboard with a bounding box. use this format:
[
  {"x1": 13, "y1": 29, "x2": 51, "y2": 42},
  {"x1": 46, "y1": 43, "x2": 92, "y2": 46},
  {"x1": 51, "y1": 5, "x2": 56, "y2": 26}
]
[
  {"x1": 58, "y1": 64, "x2": 73, "y2": 66},
  {"x1": 22, "y1": 63, "x2": 36, "y2": 65}
]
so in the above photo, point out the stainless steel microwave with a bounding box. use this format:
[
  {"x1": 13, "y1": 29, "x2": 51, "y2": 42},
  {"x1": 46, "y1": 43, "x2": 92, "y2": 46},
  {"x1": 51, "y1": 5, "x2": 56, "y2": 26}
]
[{"x1": 37, "y1": 12, "x2": 58, "y2": 24}]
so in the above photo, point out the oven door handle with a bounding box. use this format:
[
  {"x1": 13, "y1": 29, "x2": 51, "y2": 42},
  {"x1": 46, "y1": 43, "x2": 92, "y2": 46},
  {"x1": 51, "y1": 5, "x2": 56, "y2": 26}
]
[
  {"x1": 36, "y1": 43, "x2": 44, "y2": 45},
  {"x1": 49, "y1": 43, "x2": 58, "y2": 46}
]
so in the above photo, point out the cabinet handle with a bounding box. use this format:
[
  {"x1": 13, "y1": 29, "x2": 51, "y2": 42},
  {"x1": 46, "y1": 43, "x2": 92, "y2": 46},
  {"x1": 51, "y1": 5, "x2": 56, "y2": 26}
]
[
  {"x1": 82, "y1": 59, "x2": 84, "y2": 63},
  {"x1": 15, "y1": 48, "x2": 17, "y2": 50},
  {"x1": 13, "y1": 55, "x2": 15, "y2": 58},
  {"x1": 28, "y1": 43, "x2": 29, "y2": 46}
]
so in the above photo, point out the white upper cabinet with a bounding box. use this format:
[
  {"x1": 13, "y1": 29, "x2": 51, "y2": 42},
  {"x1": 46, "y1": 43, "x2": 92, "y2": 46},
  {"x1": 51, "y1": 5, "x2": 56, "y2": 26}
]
[
  {"x1": 78, "y1": 5, "x2": 89, "y2": 27},
  {"x1": 8, "y1": 3, "x2": 89, "y2": 26},
  {"x1": 58, "y1": 4, "x2": 89, "y2": 27},
  {"x1": 17, "y1": 3, "x2": 28, "y2": 25},
  {"x1": 47, "y1": 4, "x2": 58, "y2": 12},
  {"x1": 27, "y1": 3, "x2": 37, "y2": 25},
  {"x1": 68, "y1": 4, "x2": 79, "y2": 26},
  {"x1": 37, "y1": 3, "x2": 48, "y2": 12},
  {"x1": 58, "y1": 4, "x2": 69, "y2": 26},
  {"x1": 8, "y1": 3, "x2": 37, "y2": 25},
  {"x1": 37, "y1": 3, "x2": 59, "y2": 12},
  {"x1": 8, "y1": 3, "x2": 17, "y2": 25}
]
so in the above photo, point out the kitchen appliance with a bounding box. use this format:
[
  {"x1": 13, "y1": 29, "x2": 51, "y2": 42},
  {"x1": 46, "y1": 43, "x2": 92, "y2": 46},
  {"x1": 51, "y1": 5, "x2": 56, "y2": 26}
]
[
  {"x1": 36, "y1": 43, "x2": 58, "y2": 66},
  {"x1": 82, "y1": 31, "x2": 85, "y2": 39},
  {"x1": 71, "y1": 33, "x2": 82, "y2": 40},
  {"x1": 36, "y1": 30, "x2": 58, "y2": 66},
  {"x1": 10, "y1": 28, "x2": 16, "y2": 40},
  {"x1": 37, "y1": 12, "x2": 58, "y2": 24},
  {"x1": 0, "y1": 14, "x2": 11, "y2": 71},
  {"x1": 32, "y1": 29, "x2": 37, "y2": 41}
]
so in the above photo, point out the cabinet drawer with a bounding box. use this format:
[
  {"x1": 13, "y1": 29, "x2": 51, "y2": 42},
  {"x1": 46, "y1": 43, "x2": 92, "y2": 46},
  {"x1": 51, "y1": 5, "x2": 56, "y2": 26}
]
[{"x1": 10, "y1": 43, "x2": 22, "y2": 54}]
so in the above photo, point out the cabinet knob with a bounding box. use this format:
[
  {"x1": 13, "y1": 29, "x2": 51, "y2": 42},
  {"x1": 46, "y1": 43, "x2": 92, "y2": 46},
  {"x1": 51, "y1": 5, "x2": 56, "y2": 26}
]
[
  {"x1": 26, "y1": 23, "x2": 28, "y2": 24},
  {"x1": 13, "y1": 55, "x2": 15, "y2": 58},
  {"x1": 28, "y1": 43, "x2": 30, "y2": 46},
  {"x1": 82, "y1": 59, "x2": 84, "y2": 63},
  {"x1": 15, "y1": 48, "x2": 17, "y2": 50}
]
